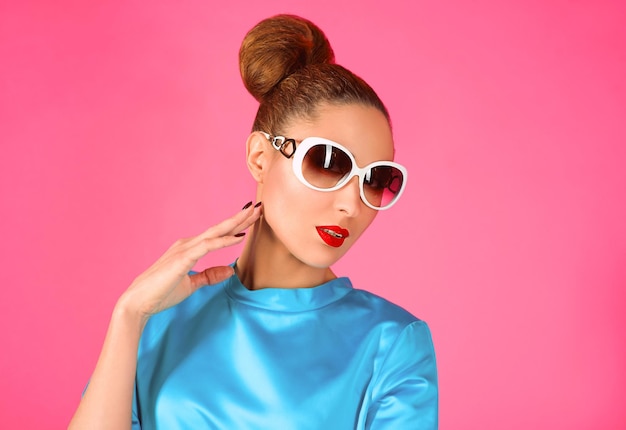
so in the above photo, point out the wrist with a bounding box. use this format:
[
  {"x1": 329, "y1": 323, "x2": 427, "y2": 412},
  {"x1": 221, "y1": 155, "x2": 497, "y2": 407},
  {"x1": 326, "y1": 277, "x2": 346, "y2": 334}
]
[{"x1": 113, "y1": 293, "x2": 150, "y2": 332}]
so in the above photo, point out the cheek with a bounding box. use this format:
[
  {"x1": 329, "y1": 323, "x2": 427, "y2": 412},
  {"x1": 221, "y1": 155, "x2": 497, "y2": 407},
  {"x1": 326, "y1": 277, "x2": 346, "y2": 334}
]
[
  {"x1": 357, "y1": 211, "x2": 377, "y2": 233},
  {"x1": 261, "y1": 161, "x2": 319, "y2": 227},
  {"x1": 346, "y1": 211, "x2": 377, "y2": 247},
  {"x1": 261, "y1": 159, "x2": 378, "y2": 248}
]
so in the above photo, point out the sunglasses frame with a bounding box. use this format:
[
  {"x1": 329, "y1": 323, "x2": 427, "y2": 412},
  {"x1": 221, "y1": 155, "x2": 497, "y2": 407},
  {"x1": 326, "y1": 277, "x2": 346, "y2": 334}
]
[{"x1": 260, "y1": 132, "x2": 407, "y2": 210}]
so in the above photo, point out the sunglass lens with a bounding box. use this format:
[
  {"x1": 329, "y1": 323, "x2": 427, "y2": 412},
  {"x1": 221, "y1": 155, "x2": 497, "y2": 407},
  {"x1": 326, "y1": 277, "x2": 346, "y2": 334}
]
[
  {"x1": 301, "y1": 143, "x2": 353, "y2": 189},
  {"x1": 363, "y1": 165, "x2": 404, "y2": 208}
]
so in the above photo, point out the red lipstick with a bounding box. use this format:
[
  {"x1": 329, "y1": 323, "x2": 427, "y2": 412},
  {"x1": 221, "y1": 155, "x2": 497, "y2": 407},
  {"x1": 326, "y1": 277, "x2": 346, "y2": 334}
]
[{"x1": 316, "y1": 225, "x2": 350, "y2": 248}]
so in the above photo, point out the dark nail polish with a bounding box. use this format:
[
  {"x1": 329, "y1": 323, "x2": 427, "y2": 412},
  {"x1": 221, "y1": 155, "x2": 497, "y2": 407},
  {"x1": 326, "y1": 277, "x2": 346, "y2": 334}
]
[
  {"x1": 234, "y1": 232, "x2": 246, "y2": 237},
  {"x1": 254, "y1": 201, "x2": 262, "y2": 208},
  {"x1": 242, "y1": 201, "x2": 253, "y2": 210}
]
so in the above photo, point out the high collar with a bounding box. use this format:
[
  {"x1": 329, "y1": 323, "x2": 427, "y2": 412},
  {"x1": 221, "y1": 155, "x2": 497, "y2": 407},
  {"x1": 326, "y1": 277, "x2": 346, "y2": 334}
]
[{"x1": 224, "y1": 269, "x2": 353, "y2": 312}]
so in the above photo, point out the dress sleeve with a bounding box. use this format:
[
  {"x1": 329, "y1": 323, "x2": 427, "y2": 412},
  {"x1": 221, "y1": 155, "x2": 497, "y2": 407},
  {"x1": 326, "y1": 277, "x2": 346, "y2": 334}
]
[{"x1": 365, "y1": 320, "x2": 438, "y2": 429}]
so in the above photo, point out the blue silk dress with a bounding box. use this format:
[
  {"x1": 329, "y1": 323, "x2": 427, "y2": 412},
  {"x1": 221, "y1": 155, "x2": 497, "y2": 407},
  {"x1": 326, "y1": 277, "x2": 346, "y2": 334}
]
[{"x1": 132, "y1": 268, "x2": 438, "y2": 429}]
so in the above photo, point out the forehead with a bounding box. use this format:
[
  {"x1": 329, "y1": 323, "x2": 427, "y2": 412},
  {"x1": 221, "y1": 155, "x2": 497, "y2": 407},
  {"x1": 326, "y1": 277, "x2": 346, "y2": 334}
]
[{"x1": 283, "y1": 103, "x2": 395, "y2": 163}]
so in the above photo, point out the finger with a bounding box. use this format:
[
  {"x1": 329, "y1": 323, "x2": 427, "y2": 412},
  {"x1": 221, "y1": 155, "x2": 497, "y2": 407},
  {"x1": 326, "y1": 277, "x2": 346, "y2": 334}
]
[
  {"x1": 189, "y1": 266, "x2": 235, "y2": 290},
  {"x1": 159, "y1": 203, "x2": 262, "y2": 260},
  {"x1": 182, "y1": 232, "x2": 248, "y2": 263},
  {"x1": 169, "y1": 203, "x2": 261, "y2": 259},
  {"x1": 196, "y1": 202, "x2": 262, "y2": 241},
  {"x1": 230, "y1": 204, "x2": 262, "y2": 235},
  {"x1": 213, "y1": 202, "x2": 262, "y2": 236}
]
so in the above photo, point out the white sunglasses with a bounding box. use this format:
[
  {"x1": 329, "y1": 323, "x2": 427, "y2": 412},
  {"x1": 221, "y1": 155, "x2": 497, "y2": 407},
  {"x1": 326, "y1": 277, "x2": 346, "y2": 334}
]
[{"x1": 261, "y1": 132, "x2": 407, "y2": 210}]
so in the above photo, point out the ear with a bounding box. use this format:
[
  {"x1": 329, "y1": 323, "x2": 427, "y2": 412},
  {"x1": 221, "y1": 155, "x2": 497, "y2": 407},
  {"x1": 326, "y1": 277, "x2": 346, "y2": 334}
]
[{"x1": 246, "y1": 132, "x2": 269, "y2": 183}]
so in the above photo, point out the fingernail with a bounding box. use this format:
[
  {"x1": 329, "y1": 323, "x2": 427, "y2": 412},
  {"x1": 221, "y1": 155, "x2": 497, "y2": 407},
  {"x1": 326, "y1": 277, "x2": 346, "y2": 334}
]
[
  {"x1": 254, "y1": 201, "x2": 262, "y2": 208},
  {"x1": 234, "y1": 232, "x2": 246, "y2": 237},
  {"x1": 242, "y1": 201, "x2": 253, "y2": 210}
]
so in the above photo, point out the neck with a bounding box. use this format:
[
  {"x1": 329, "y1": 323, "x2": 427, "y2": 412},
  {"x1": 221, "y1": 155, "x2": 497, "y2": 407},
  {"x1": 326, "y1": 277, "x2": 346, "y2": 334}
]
[{"x1": 236, "y1": 216, "x2": 335, "y2": 290}]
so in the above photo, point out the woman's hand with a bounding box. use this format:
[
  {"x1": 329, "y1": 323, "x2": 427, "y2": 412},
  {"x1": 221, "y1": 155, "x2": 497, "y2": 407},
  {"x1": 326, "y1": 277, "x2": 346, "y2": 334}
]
[
  {"x1": 117, "y1": 201, "x2": 262, "y2": 322},
  {"x1": 68, "y1": 202, "x2": 262, "y2": 430}
]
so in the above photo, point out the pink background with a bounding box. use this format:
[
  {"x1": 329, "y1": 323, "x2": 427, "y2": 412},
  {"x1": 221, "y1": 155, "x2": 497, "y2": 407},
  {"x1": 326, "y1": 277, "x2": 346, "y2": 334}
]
[{"x1": 1, "y1": 0, "x2": 625, "y2": 428}]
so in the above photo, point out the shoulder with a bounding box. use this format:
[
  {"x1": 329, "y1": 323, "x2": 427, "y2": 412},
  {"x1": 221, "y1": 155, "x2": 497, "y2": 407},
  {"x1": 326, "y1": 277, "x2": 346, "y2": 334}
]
[
  {"x1": 337, "y1": 287, "x2": 437, "y2": 411},
  {"x1": 333, "y1": 285, "x2": 434, "y2": 357},
  {"x1": 342, "y1": 286, "x2": 422, "y2": 329}
]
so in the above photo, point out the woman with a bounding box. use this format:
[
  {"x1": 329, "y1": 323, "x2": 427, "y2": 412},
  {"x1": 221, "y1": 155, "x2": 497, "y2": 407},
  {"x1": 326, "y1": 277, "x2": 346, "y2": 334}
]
[{"x1": 69, "y1": 14, "x2": 438, "y2": 429}]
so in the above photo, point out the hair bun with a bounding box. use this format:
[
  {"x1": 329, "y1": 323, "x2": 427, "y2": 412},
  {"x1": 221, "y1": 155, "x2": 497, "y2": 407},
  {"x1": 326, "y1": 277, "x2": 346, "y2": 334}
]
[{"x1": 239, "y1": 14, "x2": 335, "y2": 102}]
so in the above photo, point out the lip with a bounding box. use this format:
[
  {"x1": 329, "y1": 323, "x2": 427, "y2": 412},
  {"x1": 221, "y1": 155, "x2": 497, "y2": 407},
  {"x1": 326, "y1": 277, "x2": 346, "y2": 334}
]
[{"x1": 316, "y1": 225, "x2": 350, "y2": 248}]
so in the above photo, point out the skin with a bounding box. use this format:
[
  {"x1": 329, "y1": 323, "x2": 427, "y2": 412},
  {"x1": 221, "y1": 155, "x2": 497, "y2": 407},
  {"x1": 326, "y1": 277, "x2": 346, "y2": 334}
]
[
  {"x1": 68, "y1": 207, "x2": 262, "y2": 429},
  {"x1": 237, "y1": 103, "x2": 394, "y2": 290},
  {"x1": 68, "y1": 102, "x2": 394, "y2": 429}
]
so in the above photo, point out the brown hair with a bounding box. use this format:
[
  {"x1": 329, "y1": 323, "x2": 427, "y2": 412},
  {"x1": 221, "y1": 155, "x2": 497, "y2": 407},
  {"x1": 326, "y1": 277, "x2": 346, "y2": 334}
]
[{"x1": 239, "y1": 14, "x2": 390, "y2": 134}]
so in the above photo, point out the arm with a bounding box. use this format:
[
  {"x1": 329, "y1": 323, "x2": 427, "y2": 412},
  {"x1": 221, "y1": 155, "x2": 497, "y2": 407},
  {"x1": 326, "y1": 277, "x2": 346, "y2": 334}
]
[
  {"x1": 68, "y1": 203, "x2": 262, "y2": 430},
  {"x1": 69, "y1": 302, "x2": 145, "y2": 430},
  {"x1": 365, "y1": 321, "x2": 438, "y2": 430}
]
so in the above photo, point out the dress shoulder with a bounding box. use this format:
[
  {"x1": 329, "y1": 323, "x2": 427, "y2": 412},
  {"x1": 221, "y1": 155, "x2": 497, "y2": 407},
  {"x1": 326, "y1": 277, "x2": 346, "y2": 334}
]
[{"x1": 344, "y1": 287, "x2": 423, "y2": 328}]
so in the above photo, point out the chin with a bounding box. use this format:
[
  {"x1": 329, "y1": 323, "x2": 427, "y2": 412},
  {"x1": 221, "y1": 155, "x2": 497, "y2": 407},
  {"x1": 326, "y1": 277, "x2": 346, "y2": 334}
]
[{"x1": 292, "y1": 243, "x2": 352, "y2": 269}]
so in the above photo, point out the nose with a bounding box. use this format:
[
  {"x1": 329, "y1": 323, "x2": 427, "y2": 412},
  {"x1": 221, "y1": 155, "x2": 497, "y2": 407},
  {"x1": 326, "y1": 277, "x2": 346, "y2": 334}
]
[{"x1": 334, "y1": 176, "x2": 362, "y2": 217}]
